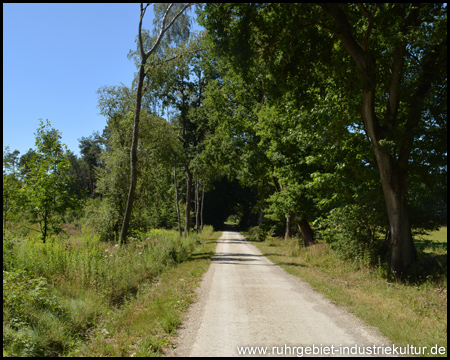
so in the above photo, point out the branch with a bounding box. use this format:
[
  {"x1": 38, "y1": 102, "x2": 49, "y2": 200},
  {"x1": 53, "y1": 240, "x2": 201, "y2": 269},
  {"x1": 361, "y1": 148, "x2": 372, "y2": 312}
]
[
  {"x1": 24, "y1": 225, "x2": 41, "y2": 233},
  {"x1": 398, "y1": 38, "x2": 446, "y2": 166},
  {"x1": 144, "y1": 47, "x2": 204, "y2": 78},
  {"x1": 357, "y1": 3, "x2": 370, "y2": 18},
  {"x1": 384, "y1": 44, "x2": 405, "y2": 129},
  {"x1": 405, "y1": 48, "x2": 420, "y2": 64},
  {"x1": 320, "y1": 4, "x2": 364, "y2": 61},
  {"x1": 362, "y1": 4, "x2": 377, "y2": 52},
  {"x1": 315, "y1": 22, "x2": 338, "y2": 35},
  {"x1": 161, "y1": 47, "x2": 204, "y2": 64},
  {"x1": 384, "y1": 5, "x2": 420, "y2": 130},
  {"x1": 138, "y1": 3, "x2": 151, "y2": 59},
  {"x1": 144, "y1": 3, "x2": 194, "y2": 62}
]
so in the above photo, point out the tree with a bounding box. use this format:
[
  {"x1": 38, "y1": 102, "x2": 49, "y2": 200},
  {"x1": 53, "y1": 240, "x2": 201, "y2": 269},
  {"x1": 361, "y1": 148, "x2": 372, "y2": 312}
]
[
  {"x1": 21, "y1": 120, "x2": 74, "y2": 243},
  {"x1": 95, "y1": 83, "x2": 182, "y2": 240},
  {"x1": 78, "y1": 132, "x2": 103, "y2": 198},
  {"x1": 131, "y1": 30, "x2": 216, "y2": 236},
  {"x1": 199, "y1": 3, "x2": 447, "y2": 277},
  {"x1": 120, "y1": 3, "x2": 194, "y2": 244},
  {"x1": 3, "y1": 147, "x2": 22, "y2": 229}
]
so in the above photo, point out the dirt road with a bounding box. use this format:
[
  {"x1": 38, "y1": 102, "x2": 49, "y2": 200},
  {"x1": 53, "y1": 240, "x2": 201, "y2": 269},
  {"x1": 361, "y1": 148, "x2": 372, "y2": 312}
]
[{"x1": 172, "y1": 231, "x2": 390, "y2": 357}]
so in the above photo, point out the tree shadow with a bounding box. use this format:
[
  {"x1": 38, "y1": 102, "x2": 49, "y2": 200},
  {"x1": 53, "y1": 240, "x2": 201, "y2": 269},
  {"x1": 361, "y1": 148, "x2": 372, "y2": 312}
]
[{"x1": 211, "y1": 252, "x2": 276, "y2": 266}]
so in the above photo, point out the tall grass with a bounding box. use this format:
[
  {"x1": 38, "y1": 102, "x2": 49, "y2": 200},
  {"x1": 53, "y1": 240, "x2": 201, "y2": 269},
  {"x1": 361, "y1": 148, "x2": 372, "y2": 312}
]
[
  {"x1": 3, "y1": 226, "x2": 209, "y2": 356},
  {"x1": 246, "y1": 229, "x2": 447, "y2": 354}
]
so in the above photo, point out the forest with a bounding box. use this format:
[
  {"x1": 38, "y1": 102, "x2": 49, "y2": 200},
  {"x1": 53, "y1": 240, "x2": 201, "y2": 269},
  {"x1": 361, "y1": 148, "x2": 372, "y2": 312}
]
[{"x1": 3, "y1": 3, "x2": 447, "y2": 356}]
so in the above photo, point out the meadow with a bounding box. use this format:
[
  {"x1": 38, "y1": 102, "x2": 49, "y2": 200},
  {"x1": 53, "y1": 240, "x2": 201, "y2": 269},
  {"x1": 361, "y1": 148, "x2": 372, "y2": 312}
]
[{"x1": 3, "y1": 223, "x2": 220, "y2": 356}]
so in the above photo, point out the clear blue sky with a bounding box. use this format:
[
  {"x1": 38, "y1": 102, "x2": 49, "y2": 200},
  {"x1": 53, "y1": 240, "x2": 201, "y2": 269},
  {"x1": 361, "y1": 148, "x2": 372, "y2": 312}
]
[{"x1": 3, "y1": 3, "x2": 201, "y2": 157}]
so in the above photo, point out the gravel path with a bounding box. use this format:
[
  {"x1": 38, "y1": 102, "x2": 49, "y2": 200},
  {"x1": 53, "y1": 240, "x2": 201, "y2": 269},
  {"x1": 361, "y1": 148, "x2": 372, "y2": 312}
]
[{"x1": 170, "y1": 231, "x2": 391, "y2": 357}]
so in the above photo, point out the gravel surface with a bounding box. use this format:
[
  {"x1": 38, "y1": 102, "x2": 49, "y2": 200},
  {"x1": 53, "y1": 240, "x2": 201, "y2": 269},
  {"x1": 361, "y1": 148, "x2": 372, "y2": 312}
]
[{"x1": 169, "y1": 231, "x2": 391, "y2": 357}]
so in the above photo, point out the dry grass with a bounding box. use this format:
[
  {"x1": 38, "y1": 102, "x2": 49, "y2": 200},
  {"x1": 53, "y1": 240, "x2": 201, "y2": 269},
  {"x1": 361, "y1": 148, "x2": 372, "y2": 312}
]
[{"x1": 247, "y1": 231, "x2": 447, "y2": 355}]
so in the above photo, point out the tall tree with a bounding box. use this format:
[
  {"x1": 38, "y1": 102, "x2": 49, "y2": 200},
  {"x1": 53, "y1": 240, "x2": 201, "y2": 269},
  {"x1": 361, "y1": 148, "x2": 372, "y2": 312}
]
[
  {"x1": 199, "y1": 3, "x2": 447, "y2": 277},
  {"x1": 121, "y1": 3, "x2": 193, "y2": 243}
]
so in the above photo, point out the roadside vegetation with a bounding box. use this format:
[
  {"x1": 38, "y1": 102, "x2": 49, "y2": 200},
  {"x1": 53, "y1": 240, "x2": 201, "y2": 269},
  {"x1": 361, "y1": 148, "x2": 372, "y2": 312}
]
[
  {"x1": 244, "y1": 226, "x2": 447, "y2": 354},
  {"x1": 3, "y1": 223, "x2": 219, "y2": 357}
]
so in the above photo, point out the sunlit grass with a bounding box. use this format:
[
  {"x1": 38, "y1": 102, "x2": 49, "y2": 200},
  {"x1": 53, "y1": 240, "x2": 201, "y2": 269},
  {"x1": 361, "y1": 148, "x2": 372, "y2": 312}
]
[
  {"x1": 245, "y1": 228, "x2": 447, "y2": 355},
  {"x1": 3, "y1": 224, "x2": 220, "y2": 357}
]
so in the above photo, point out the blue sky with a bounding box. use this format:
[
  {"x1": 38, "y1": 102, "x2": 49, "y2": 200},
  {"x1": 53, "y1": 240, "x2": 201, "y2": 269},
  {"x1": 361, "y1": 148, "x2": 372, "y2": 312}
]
[{"x1": 3, "y1": 3, "x2": 201, "y2": 157}]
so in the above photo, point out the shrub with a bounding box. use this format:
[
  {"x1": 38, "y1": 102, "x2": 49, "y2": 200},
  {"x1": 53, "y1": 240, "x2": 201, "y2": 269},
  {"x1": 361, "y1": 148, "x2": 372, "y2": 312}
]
[
  {"x1": 315, "y1": 204, "x2": 387, "y2": 268},
  {"x1": 248, "y1": 226, "x2": 261, "y2": 241},
  {"x1": 200, "y1": 225, "x2": 214, "y2": 240},
  {"x1": 83, "y1": 197, "x2": 121, "y2": 242}
]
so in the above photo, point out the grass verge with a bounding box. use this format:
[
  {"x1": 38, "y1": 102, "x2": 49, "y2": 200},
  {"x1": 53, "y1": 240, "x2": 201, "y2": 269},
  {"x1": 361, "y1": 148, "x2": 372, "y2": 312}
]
[
  {"x1": 72, "y1": 229, "x2": 220, "y2": 356},
  {"x1": 3, "y1": 225, "x2": 220, "y2": 357},
  {"x1": 244, "y1": 227, "x2": 447, "y2": 356}
]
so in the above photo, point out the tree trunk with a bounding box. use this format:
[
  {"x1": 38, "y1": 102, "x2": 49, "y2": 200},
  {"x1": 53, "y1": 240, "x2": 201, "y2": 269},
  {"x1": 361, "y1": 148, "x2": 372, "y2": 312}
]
[
  {"x1": 174, "y1": 164, "x2": 182, "y2": 237},
  {"x1": 323, "y1": 4, "x2": 420, "y2": 276},
  {"x1": 120, "y1": 64, "x2": 146, "y2": 244},
  {"x1": 374, "y1": 149, "x2": 417, "y2": 276},
  {"x1": 89, "y1": 165, "x2": 94, "y2": 199},
  {"x1": 120, "y1": 3, "x2": 193, "y2": 244},
  {"x1": 4, "y1": 195, "x2": 8, "y2": 229},
  {"x1": 184, "y1": 165, "x2": 192, "y2": 237},
  {"x1": 200, "y1": 184, "x2": 204, "y2": 231},
  {"x1": 285, "y1": 214, "x2": 291, "y2": 240},
  {"x1": 297, "y1": 219, "x2": 314, "y2": 247},
  {"x1": 195, "y1": 179, "x2": 200, "y2": 233}
]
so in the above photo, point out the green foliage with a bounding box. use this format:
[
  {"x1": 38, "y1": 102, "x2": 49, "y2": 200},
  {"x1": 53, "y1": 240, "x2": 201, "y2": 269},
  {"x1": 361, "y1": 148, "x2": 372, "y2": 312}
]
[
  {"x1": 84, "y1": 197, "x2": 122, "y2": 242},
  {"x1": 3, "y1": 270, "x2": 77, "y2": 357},
  {"x1": 199, "y1": 3, "x2": 447, "y2": 275},
  {"x1": 95, "y1": 85, "x2": 183, "y2": 239},
  {"x1": 201, "y1": 224, "x2": 214, "y2": 238},
  {"x1": 315, "y1": 205, "x2": 388, "y2": 268},
  {"x1": 247, "y1": 225, "x2": 274, "y2": 242},
  {"x1": 2, "y1": 225, "x2": 206, "y2": 356},
  {"x1": 20, "y1": 120, "x2": 75, "y2": 243},
  {"x1": 3, "y1": 223, "x2": 212, "y2": 357},
  {"x1": 7, "y1": 228, "x2": 200, "y2": 305},
  {"x1": 3, "y1": 147, "x2": 23, "y2": 228}
]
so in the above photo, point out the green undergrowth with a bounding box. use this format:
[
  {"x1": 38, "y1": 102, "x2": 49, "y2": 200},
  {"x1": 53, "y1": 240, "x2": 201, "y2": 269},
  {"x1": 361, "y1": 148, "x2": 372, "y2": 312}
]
[
  {"x1": 3, "y1": 225, "x2": 220, "y2": 357},
  {"x1": 244, "y1": 227, "x2": 447, "y2": 356}
]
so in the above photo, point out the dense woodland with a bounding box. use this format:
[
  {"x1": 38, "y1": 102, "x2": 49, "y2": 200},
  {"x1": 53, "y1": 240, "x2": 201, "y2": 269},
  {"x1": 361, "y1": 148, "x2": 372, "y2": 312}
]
[{"x1": 3, "y1": 3, "x2": 446, "y2": 276}]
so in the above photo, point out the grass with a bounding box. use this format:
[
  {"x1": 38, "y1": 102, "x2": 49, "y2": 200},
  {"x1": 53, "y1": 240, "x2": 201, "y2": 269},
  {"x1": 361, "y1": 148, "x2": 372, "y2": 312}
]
[
  {"x1": 75, "y1": 228, "x2": 220, "y2": 357},
  {"x1": 244, "y1": 227, "x2": 447, "y2": 356},
  {"x1": 3, "y1": 224, "x2": 220, "y2": 357},
  {"x1": 415, "y1": 227, "x2": 447, "y2": 253}
]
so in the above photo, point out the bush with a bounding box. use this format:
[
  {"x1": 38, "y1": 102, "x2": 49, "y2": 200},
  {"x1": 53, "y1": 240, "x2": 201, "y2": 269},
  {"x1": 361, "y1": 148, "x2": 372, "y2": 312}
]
[
  {"x1": 315, "y1": 204, "x2": 388, "y2": 268},
  {"x1": 247, "y1": 225, "x2": 275, "y2": 242},
  {"x1": 200, "y1": 225, "x2": 214, "y2": 239},
  {"x1": 248, "y1": 226, "x2": 261, "y2": 241},
  {"x1": 83, "y1": 198, "x2": 121, "y2": 242}
]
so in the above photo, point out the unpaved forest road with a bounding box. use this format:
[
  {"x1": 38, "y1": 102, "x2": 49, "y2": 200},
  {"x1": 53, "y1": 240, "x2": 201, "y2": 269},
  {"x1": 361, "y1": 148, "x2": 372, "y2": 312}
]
[{"x1": 171, "y1": 231, "x2": 390, "y2": 357}]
